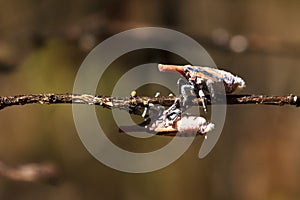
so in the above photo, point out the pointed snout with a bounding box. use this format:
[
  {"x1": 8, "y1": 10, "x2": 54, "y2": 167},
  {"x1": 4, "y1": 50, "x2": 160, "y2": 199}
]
[{"x1": 158, "y1": 64, "x2": 186, "y2": 76}]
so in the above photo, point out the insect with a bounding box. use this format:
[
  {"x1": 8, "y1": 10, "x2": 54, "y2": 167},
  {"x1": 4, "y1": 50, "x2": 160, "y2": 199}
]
[
  {"x1": 145, "y1": 98, "x2": 214, "y2": 137},
  {"x1": 158, "y1": 64, "x2": 246, "y2": 111},
  {"x1": 120, "y1": 96, "x2": 214, "y2": 137}
]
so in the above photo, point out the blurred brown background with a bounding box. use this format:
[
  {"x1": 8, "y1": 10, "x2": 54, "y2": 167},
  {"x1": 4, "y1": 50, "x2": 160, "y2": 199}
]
[{"x1": 0, "y1": 0, "x2": 300, "y2": 199}]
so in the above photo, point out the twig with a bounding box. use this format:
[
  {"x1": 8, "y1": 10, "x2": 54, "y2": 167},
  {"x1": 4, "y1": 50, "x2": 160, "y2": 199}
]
[
  {"x1": 0, "y1": 93, "x2": 299, "y2": 112},
  {"x1": 0, "y1": 161, "x2": 60, "y2": 184}
]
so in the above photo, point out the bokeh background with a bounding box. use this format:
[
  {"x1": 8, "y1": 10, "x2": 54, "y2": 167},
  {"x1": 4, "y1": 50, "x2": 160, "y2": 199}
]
[{"x1": 0, "y1": 0, "x2": 300, "y2": 199}]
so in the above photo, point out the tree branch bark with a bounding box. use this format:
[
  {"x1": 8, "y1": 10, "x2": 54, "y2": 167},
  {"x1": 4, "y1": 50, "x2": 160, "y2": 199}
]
[{"x1": 0, "y1": 93, "x2": 299, "y2": 112}]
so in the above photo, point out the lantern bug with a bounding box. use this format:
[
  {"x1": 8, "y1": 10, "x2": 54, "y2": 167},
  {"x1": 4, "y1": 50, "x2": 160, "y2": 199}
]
[
  {"x1": 120, "y1": 96, "x2": 214, "y2": 137},
  {"x1": 158, "y1": 64, "x2": 246, "y2": 111},
  {"x1": 145, "y1": 98, "x2": 214, "y2": 137}
]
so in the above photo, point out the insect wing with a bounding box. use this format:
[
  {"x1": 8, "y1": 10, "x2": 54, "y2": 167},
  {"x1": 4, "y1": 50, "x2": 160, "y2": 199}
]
[
  {"x1": 186, "y1": 66, "x2": 223, "y2": 82},
  {"x1": 187, "y1": 66, "x2": 245, "y2": 93}
]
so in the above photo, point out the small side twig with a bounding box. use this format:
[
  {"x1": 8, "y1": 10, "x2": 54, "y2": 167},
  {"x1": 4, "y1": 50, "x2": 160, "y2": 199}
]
[
  {"x1": 0, "y1": 161, "x2": 60, "y2": 184},
  {"x1": 0, "y1": 93, "x2": 299, "y2": 112}
]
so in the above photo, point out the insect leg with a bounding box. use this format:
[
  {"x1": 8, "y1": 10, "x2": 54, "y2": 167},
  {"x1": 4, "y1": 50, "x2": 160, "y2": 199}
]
[
  {"x1": 177, "y1": 78, "x2": 188, "y2": 94},
  {"x1": 140, "y1": 91, "x2": 162, "y2": 118},
  {"x1": 164, "y1": 98, "x2": 179, "y2": 114},
  {"x1": 198, "y1": 89, "x2": 207, "y2": 113},
  {"x1": 206, "y1": 80, "x2": 216, "y2": 99},
  {"x1": 144, "y1": 103, "x2": 164, "y2": 130},
  {"x1": 161, "y1": 98, "x2": 181, "y2": 127},
  {"x1": 177, "y1": 79, "x2": 196, "y2": 108}
]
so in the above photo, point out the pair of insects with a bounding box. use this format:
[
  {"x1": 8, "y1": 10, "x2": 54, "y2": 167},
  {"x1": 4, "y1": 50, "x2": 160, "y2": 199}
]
[{"x1": 122, "y1": 64, "x2": 245, "y2": 137}]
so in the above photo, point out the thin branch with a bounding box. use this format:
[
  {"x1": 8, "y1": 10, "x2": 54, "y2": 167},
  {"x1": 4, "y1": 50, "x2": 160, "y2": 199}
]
[
  {"x1": 0, "y1": 161, "x2": 60, "y2": 184},
  {"x1": 0, "y1": 93, "x2": 299, "y2": 112}
]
